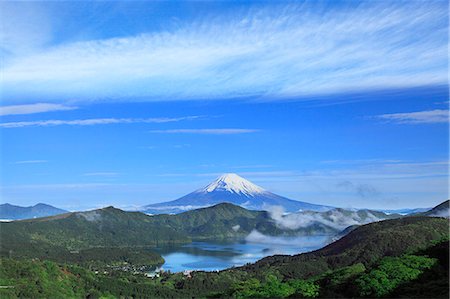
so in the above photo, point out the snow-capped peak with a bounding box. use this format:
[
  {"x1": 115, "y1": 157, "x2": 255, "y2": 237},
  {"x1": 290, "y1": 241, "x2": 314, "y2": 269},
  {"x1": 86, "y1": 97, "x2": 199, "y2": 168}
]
[{"x1": 200, "y1": 173, "x2": 266, "y2": 197}]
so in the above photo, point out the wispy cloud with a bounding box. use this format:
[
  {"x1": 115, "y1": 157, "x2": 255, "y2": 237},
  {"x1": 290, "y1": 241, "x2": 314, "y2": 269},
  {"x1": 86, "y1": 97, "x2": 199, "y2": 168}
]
[
  {"x1": 0, "y1": 103, "x2": 77, "y2": 116},
  {"x1": 1, "y1": 1, "x2": 446, "y2": 103},
  {"x1": 149, "y1": 129, "x2": 259, "y2": 135},
  {"x1": 0, "y1": 116, "x2": 199, "y2": 128},
  {"x1": 375, "y1": 109, "x2": 449, "y2": 124},
  {"x1": 13, "y1": 160, "x2": 48, "y2": 164},
  {"x1": 82, "y1": 172, "x2": 119, "y2": 177}
]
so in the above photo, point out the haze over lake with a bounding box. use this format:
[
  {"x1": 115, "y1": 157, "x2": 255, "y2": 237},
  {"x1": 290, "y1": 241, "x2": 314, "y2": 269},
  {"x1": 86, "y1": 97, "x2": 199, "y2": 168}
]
[{"x1": 153, "y1": 236, "x2": 331, "y2": 273}]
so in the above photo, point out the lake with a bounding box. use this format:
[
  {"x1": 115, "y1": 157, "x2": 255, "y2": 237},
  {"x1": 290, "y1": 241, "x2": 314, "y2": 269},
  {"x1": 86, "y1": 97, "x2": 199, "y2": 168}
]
[{"x1": 152, "y1": 235, "x2": 332, "y2": 273}]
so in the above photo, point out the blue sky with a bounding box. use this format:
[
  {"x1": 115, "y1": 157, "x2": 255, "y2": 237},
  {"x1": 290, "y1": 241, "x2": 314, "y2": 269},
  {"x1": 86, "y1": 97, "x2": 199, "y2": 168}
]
[{"x1": 0, "y1": 0, "x2": 448, "y2": 210}]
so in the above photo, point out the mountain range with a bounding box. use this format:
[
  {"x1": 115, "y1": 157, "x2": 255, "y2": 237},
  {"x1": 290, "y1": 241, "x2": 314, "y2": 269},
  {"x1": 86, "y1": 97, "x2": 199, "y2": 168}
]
[
  {"x1": 2, "y1": 212, "x2": 447, "y2": 299},
  {"x1": 0, "y1": 203, "x2": 67, "y2": 220},
  {"x1": 1, "y1": 199, "x2": 422, "y2": 267},
  {"x1": 142, "y1": 173, "x2": 333, "y2": 214}
]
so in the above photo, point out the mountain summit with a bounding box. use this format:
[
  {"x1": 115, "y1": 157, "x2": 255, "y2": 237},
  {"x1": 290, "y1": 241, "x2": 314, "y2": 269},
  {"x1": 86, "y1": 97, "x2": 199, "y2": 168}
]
[
  {"x1": 201, "y1": 173, "x2": 265, "y2": 197},
  {"x1": 142, "y1": 173, "x2": 333, "y2": 214}
]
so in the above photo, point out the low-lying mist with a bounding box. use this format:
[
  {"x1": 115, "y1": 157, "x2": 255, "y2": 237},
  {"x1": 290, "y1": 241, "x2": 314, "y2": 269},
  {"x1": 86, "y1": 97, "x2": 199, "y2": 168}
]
[
  {"x1": 245, "y1": 229, "x2": 331, "y2": 247},
  {"x1": 266, "y1": 205, "x2": 383, "y2": 231}
]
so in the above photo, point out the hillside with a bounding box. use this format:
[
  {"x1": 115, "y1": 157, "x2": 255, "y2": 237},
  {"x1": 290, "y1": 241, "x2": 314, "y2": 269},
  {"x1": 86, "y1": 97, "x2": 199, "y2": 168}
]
[
  {"x1": 0, "y1": 207, "x2": 187, "y2": 268},
  {"x1": 1, "y1": 207, "x2": 188, "y2": 251},
  {"x1": 240, "y1": 216, "x2": 449, "y2": 278},
  {"x1": 171, "y1": 216, "x2": 449, "y2": 298},
  {"x1": 0, "y1": 203, "x2": 67, "y2": 220},
  {"x1": 1, "y1": 216, "x2": 447, "y2": 298},
  {"x1": 422, "y1": 200, "x2": 449, "y2": 217},
  {"x1": 147, "y1": 203, "x2": 289, "y2": 238}
]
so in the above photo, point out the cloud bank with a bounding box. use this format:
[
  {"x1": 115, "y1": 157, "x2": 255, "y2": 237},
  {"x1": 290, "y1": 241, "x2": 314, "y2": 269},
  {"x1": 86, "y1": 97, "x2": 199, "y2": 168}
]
[{"x1": 1, "y1": 1, "x2": 447, "y2": 103}]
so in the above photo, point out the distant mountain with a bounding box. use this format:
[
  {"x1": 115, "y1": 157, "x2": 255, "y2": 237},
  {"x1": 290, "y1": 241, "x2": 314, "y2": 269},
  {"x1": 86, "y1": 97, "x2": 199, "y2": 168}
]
[
  {"x1": 421, "y1": 200, "x2": 449, "y2": 218},
  {"x1": 378, "y1": 207, "x2": 430, "y2": 215},
  {"x1": 0, "y1": 203, "x2": 67, "y2": 220},
  {"x1": 142, "y1": 173, "x2": 333, "y2": 214}
]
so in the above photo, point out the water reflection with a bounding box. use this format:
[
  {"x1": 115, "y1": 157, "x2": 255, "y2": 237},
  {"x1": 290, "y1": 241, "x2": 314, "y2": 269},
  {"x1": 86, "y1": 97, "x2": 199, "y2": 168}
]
[{"x1": 152, "y1": 235, "x2": 331, "y2": 273}]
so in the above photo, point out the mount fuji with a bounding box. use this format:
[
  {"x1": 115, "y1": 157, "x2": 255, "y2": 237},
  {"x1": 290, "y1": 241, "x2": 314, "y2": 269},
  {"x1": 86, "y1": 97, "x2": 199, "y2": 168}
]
[{"x1": 142, "y1": 173, "x2": 333, "y2": 214}]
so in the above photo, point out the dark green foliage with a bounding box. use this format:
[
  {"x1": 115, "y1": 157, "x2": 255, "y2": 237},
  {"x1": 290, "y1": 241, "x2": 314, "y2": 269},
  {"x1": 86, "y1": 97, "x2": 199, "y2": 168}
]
[
  {"x1": 356, "y1": 255, "x2": 437, "y2": 297},
  {"x1": 318, "y1": 263, "x2": 366, "y2": 287},
  {"x1": 387, "y1": 240, "x2": 449, "y2": 299},
  {"x1": 0, "y1": 258, "x2": 191, "y2": 299},
  {"x1": 287, "y1": 279, "x2": 320, "y2": 298},
  {"x1": 0, "y1": 259, "x2": 90, "y2": 298}
]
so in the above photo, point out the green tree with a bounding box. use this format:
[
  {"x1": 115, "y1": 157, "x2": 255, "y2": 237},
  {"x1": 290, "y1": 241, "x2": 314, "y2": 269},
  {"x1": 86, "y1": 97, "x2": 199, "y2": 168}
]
[
  {"x1": 288, "y1": 279, "x2": 320, "y2": 298},
  {"x1": 356, "y1": 255, "x2": 437, "y2": 297}
]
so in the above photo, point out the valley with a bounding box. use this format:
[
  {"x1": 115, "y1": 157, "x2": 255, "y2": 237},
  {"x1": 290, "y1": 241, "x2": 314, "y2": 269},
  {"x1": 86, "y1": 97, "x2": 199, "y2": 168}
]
[
  {"x1": 1, "y1": 212, "x2": 448, "y2": 298},
  {"x1": 0, "y1": 200, "x2": 404, "y2": 271},
  {"x1": 0, "y1": 175, "x2": 448, "y2": 298}
]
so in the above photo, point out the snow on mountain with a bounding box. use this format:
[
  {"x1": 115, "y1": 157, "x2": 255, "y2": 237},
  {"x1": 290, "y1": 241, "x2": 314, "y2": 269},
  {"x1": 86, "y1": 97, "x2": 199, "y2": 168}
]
[
  {"x1": 142, "y1": 173, "x2": 333, "y2": 214},
  {"x1": 201, "y1": 173, "x2": 265, "y2": 196}
]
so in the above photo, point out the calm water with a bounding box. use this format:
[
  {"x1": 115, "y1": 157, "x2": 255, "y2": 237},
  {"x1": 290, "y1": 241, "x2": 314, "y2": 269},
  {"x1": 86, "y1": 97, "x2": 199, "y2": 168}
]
[{"x1": 152, "y1": 235, "x2": 331, "y2": 273}]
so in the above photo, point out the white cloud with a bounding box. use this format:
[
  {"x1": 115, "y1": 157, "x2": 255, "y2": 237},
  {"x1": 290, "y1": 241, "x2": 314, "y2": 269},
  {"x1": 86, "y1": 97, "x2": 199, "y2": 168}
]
[
  {"x1": 375, "y1": 109, "x2": 449, "y2": 124},
  {"x1": 13, "y1": 160, "x2": 48, "y2": 164},
  {"x1": 0, "y1": 103, "x2": 77, "y2": 116},
  {"x1": 0, "y1": 1, "x2": 446, "y2": 103},
  {"x1": 149, "y1": 129, "x2": 259, "y2": 134},
  {"x1": 0, "y1": 116, "x2": 199, "y2": 128}
]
